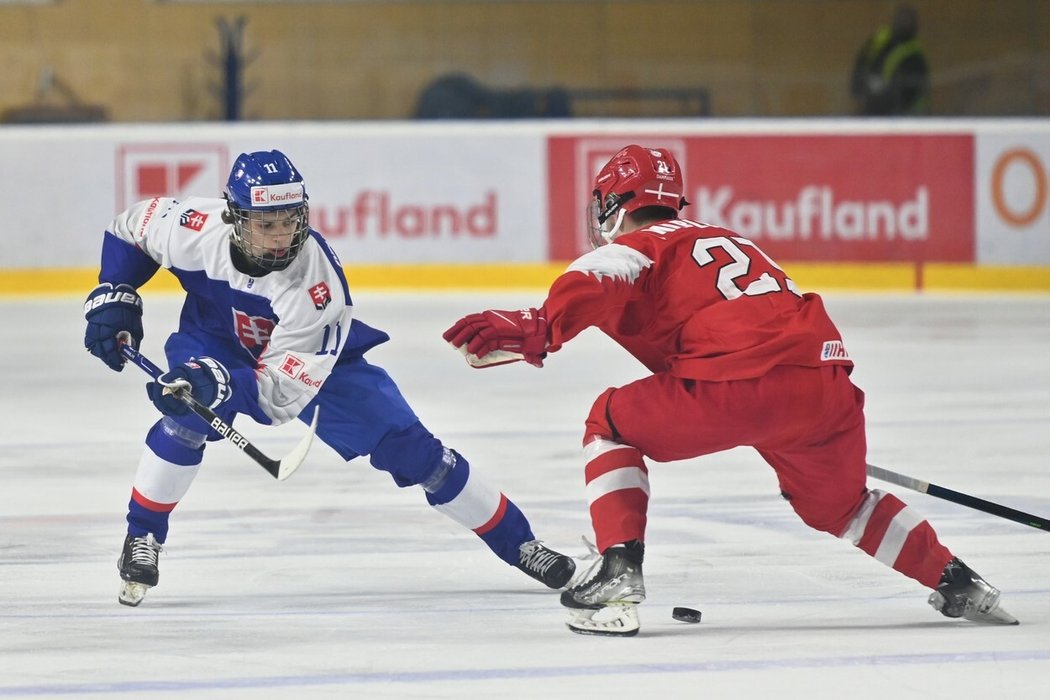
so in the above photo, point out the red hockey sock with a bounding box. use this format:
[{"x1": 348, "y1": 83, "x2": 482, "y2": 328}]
[{"x1": 584, "y1": 439, "x2": 650, "y2": 552}]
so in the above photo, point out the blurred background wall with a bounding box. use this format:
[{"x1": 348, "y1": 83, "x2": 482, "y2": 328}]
[{"x1": 0, "y1": 0, "x2": 1046, "y2": 123}]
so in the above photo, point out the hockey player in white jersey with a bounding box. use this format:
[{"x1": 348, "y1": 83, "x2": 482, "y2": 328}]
[{"x1": 83, "y1": 149, "x2": 577, "y2": 606}]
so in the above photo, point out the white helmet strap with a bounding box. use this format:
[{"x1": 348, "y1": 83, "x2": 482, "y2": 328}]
[{"x1": 602, "y1": 207, "x2": 628, "y2": 244}]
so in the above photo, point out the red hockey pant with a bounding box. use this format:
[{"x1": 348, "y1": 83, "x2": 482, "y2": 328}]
[{"x1": 584, "y1": 365, "x2": 952, "y2": 588}]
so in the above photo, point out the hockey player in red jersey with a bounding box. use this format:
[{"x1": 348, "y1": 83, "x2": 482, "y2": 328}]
[{"x1": 444, "y1": 144, "x2": 1017, "y2": 636}]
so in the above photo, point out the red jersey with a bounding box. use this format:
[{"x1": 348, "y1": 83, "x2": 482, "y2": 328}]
[{"x1": 543, "y1": 218, "x2": 852, "y2": 381}]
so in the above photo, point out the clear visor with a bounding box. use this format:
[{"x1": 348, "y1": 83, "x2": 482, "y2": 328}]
[
  {"x1": 230, "y1": 203, "x2": 309, "y2": 272},
  {"x1": 586, "y1": 194, "x2": 626, "y2": 249}
]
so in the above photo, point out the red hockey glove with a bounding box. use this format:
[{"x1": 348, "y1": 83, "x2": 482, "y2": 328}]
[{"x1": 443, "y1": 307, "x2": 548, "y2": 368}]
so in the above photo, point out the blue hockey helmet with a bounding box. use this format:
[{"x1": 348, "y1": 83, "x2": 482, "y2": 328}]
[{"x1": 223, "y1": 150, "x2": 310, "y2": 272}]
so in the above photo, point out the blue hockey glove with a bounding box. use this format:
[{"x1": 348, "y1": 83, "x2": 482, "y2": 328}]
[
  {"x1": 146, "y1": 357, "x2": 232, "y2": 417},
  {"x1": 84, "y1": 282, "x2": 144, "y2": 371}
]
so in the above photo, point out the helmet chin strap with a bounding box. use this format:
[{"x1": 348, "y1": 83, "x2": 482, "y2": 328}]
[{"x1": 601, "y1": 208, "x2": 628, "y2": 245}]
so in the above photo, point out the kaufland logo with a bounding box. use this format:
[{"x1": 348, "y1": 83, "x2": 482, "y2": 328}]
[
  {"x1": 312, "y1": 190, "x2": 497, "y2": 238},
  {"x1": 279, "y1": 354, "x2": 305, "y2": 378},
  {"x1": 250, "y1": 184, "x2": 304, "y2": 207},
  {"x1": 117, "y1": 144, "x2": 227, "y2": 210},
  {"x1": 694, "y1": 185, "x2": 929, "y2": 241}
]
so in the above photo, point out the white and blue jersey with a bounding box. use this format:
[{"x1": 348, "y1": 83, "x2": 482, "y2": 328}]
[
  {"x1": 106, "y1": 197, "x2": 535, "y2": 566},
  {"x1": 103, "y1": 196, "x2": 389, "y2": 430}
]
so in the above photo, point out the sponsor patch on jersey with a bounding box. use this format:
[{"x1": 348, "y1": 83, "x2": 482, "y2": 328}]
[
  {"x1": 135, "y1": 198, "x2": 162, "y2": 239},
  {"x1": 308, "y1": 282, "x2": 332, "y2": 310},
  {"x1": 279, "y1": 354, "x2": 305, "y2": 378},
  {"x1": 232, "y1": 310, "x2": 275, "y2": 352},
  {"x1": 179, "y1": 209, "x2": 209, "y2": 231},
  {"x1": 821, "y1": 340, "x2": 851, "y2": 361},
  {"x1": 276, "y1": 353, "x2": 324, "y2": 388}
]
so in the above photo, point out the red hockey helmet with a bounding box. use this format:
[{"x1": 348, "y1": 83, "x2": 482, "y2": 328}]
[{"x1": 588, "y1": 145, "x2": 687, "y2": 247}]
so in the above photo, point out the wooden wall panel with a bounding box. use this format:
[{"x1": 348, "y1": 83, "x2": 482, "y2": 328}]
[{"x1": 0, "y1": 0, "x2": 1045, "y2": 121}]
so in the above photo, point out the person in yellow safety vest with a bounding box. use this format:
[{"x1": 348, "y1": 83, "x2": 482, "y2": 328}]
[{"x1": 849, "y1": 3, "x2": 930, "y2": 116}]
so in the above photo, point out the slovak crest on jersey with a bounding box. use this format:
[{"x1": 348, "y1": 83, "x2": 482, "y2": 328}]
[
  {"x1": 179, "y1": 209, "x2": 209, "y2": 232},
  {"x1": 308, "y1": 282, "x2": 332, "y2": 310},
  {"x1": 232, "y1": 309, "x2": 275, "y2": 353}
]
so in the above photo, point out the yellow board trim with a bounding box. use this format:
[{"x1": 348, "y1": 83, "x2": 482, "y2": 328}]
[{"x1": 2, "y1": 263, "x2": 1049, "y2": 298}]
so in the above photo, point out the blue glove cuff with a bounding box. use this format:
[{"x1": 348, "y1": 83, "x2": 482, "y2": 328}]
[{"x1": 84, "y1": 282, "x2": 144, "y2": 372}]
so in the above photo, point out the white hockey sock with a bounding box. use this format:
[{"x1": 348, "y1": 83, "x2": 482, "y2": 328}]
[
  {"x1": 430, "y1": 469, "x2": 505, "y2": 532},
  {"x1": 131, "y1": 449, "x2": 201, "y2": 508}
]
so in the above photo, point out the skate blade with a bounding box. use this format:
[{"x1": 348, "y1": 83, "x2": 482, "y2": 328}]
[
  {"x1": 118, "y1": 581, "x2": 150, "y2": 607},
  {"x1": 566, "y1": 604, "x2": 640, "y2": 637},
  {"x1": 966, "y1": 605, "x2": 1019, "y2": 625},
  {"x1": 928, "y1": 591, "x2": 1020, "y2": 625}
]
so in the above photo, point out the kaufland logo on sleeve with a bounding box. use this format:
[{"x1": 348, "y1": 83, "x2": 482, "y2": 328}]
[
  {"x1": 278, "y1": 353, "x2": 323, "y2": 388},
  {"x1": 250, "y1": 183, "x2": 305, "y2": 207},
  {"x1": 279, "y1": 354, "x2": 305, "y2": 378}
]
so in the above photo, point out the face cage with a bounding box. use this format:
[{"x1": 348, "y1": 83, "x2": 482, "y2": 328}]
[
  {"x1": 586, "y1": 192, "x2": 631, "y2": 249},
  {"x1": 229, "y1": 204, "x2": 310, "y2": 272}
]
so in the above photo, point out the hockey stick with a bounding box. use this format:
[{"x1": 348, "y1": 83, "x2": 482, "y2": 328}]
[
  {"x1": 866, "y1": 463, "x2": 1050, "y2": 532},
  {"x1": 118, "y1": 341, "x2": 316, "y2": 482}
]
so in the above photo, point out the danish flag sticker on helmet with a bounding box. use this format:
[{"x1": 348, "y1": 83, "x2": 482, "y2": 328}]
[{"x1": 587, "y1": 145, "x2": 687, "y2": 248}]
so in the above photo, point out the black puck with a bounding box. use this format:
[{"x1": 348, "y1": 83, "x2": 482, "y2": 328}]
[{"x1": 672, "y1": 606, "x2": 702, "y2": 623}]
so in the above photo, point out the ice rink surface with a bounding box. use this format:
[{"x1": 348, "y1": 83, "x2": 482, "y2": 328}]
[{"x1": 2, "y1": 290, "x2": 1049, "y2": 699}]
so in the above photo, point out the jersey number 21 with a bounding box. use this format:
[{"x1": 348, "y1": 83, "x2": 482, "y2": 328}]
[{"x1": 692, "y1": 236, "x2": 801, "y2": 301}]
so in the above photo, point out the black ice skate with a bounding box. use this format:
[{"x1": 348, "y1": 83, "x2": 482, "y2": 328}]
[
  {"x1": 560, "y1": 540, "x2": 645, "y2": 637},
  {"x1": 517, "y1": 540, "x2": 576, "y2": 589},
  {"x1": 117, "y1": 533, "x2": 162, "y2": 607},
  {"x1": 928, "y1": 557, "x2": 1018, "y2": 625}
]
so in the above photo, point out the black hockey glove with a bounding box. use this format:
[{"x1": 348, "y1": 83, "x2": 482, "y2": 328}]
[
  {"x1": 146, "y1": 357, "x2": 232, "y2": 417},
  {"x1": 84, "y1": 282, "x2": 143, "y2": 371}
]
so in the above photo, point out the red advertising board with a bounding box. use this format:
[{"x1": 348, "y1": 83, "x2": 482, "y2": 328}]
[{"x1": 548, "y1": 134, "x2": 974, "y2": 263}]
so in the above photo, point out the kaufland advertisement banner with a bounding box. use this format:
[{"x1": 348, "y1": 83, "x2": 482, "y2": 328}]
[
  {"x1": 548, "y1": 126, "x2": 1050, "y2": 266},
  {"x1": 1, "y1": 124, "x2": 545, "y2": 268},
  {"x1": 1, "y1": 121, "x2": 1048, "y2": 269},
  {"x1": 548, "y1": 134, "x2": 976, "y2": 263}
]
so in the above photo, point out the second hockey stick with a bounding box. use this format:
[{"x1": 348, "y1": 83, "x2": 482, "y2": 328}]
[
  {"x1": 119, "y1": 341, "x2": 316, "y2": 482},
  {"x1": 866, "y1": 463, "x2": 1050, "y2": 532}
]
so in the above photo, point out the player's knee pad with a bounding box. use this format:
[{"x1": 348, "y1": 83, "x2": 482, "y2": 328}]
[
  {"x1": 144, "y1": 418, "x2": 207, "y2": 466},
  {"x1": 369, "y1": 422, "x2": 454, "y2": 489},
  {"x1": 160, "y1": 416, "x2": 208, "y2": 449},
  {"x1": 583, "y1": 387, "x2": 620, "y2": 444},
  {"x1": 161, "y1": 404, "x2": 219, "y2": 441}
]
